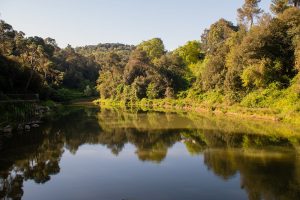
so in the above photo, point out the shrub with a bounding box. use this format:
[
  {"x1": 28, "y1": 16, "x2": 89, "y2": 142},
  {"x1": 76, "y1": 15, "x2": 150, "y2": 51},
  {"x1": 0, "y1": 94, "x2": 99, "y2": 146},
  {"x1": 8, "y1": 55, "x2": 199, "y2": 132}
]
[{"x1": 51, "y1": 88, "x2": 83, "y2": 102}]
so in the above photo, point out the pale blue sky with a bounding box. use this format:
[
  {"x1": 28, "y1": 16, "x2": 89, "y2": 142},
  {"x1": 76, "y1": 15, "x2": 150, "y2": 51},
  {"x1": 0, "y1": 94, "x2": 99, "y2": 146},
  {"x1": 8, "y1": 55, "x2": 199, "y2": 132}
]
[{"x1": 0, "y1": 0, "x2": 271, "y2": 50}]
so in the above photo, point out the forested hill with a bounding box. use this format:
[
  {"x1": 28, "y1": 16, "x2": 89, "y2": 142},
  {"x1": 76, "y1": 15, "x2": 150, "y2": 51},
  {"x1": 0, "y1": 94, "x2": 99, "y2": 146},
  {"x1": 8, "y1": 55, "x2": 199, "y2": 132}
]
[
  {"x1": 1, "y1": 0, "x2": 300, "y2": 123},
  {"x1": 75, "y1": 43, "x2": 135, "y2": 68},
  {"x1": 76, "y1": 43, "x2": 134, "y2": 55}
]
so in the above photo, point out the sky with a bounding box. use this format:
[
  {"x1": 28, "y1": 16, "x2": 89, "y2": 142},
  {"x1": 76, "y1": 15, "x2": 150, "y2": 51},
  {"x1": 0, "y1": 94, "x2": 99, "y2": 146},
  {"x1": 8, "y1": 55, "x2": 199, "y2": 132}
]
[{"x1": 0, "y1": 0, "x2": 271, "y2": 50}]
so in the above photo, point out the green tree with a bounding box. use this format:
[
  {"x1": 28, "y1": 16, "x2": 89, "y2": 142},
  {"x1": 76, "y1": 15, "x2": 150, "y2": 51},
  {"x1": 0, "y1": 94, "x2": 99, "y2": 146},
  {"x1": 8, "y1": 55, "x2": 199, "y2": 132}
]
[
  {"x1": 19, "y1": 40, "x2": 49, "y2": 91},
  {"x1": 237, "y1": 0, "x2": 263, "y2": 28},
  {"x1": 155, "y1": 53, "x2": 189, "y2": 94},
  {"x1": 174, "y1": 40, "x2": 204, "y2": 65},
  {"x1": 239, "y1": 11, "x2": 297, "y2": 89},
  {"x1": 146, "y1": 83, "x2": 159, "y2": 99},
  {"x1": 278, "y1": 7, "x2": 300, "y2": 71},
  {"x1": 54, "y1": 44, "x2": 100, "y2": 90},
  {"x1": 0, "y1": 20, "x2": 18, "y2": 55},
  {"x1": 200, "y1": 19, "x2": 238, "y2": 91},
  {"x1": 201, "y1": 19, "x2": 238, "y2": 55},
  {"x1": 137, "y1": 38, "x2": 165, "y2": 62},
  {"x1": 224, "y1": 28, "x2": 247, "y2": 94},
  {"x1": 124, "y1": 49, "x2": 152, "y2": 85}
]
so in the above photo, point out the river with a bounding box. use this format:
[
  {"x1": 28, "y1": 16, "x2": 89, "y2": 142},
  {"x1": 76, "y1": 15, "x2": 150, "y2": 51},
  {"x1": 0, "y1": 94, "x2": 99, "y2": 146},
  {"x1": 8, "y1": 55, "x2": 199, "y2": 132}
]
[{"x1": 0, "y1": 105, "x2": 300, "y2": 200}]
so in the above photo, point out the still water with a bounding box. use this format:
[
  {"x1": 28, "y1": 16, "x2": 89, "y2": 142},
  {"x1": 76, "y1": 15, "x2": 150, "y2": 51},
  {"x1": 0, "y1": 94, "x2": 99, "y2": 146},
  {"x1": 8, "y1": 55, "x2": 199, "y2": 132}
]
[{"x1": 1, "y1": 106, "x2": 300, "y2": 200}]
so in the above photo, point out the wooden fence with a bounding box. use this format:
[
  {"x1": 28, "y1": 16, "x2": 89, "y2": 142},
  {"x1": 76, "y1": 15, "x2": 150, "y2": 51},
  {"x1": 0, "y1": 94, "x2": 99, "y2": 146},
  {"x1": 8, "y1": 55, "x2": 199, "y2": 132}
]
[
  {"x1": 0, "y1": 94, "x2": 40, "y2": 126},
  {"x1": 0, "y1": 94, "x2": 39, "y2": 103}
]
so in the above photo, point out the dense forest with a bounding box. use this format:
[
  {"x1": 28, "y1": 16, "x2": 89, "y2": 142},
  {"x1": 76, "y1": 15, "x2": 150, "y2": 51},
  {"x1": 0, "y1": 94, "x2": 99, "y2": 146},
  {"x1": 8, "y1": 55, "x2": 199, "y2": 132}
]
[
  {"x1": 1, "y1": 0, "x2": 300, "y2": 122},
  {"x1": 0, "y1": 32, "x2": 134, "y2": 101}
]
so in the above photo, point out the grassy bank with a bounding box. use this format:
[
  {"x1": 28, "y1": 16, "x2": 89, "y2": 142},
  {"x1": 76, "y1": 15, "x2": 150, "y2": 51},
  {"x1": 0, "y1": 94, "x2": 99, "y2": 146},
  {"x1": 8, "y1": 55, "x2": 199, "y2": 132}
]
[{"x1": 93, "y1": 96, "x2": 300, "y2": 125}]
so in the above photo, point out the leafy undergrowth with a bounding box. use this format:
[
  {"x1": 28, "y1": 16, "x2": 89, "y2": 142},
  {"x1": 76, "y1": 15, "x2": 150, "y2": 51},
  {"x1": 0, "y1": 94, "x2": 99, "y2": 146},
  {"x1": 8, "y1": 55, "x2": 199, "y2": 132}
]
[{"x1": 94, "y1": 80, "x2": 300, "y2": 125}]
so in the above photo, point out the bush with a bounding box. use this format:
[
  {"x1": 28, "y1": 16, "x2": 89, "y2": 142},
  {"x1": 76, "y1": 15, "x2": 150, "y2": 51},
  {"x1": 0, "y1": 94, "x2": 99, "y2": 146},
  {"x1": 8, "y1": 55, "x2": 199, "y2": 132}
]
[
  {"x1": 50, "y1": 88, "x2": 83, "y2": 102},
  {"x1": 199, "y1": 90, "x2": 224, "y2": 105}
]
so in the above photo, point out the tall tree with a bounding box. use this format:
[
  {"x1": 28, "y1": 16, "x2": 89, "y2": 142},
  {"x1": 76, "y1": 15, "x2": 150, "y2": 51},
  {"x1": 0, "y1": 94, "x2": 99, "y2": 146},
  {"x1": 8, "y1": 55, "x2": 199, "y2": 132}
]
[
  {"x1": 201, "y1": 19, "x2": 238, "y2": 55},
  {"x1": 19, "y1": 41, "x2": 49, "y2": 91},
  {"x1": 0, "y1": 20, "x2": 17, "y2": 55},
  {"x1": 271, "y1": 0, "x2": 289, "y2": 14},
  {"x1": 200, "y1": 19, "x2": 238, "y2": 91},
  {"x1": 237, "y1": 0, "x2": 263, "y2": 28}
]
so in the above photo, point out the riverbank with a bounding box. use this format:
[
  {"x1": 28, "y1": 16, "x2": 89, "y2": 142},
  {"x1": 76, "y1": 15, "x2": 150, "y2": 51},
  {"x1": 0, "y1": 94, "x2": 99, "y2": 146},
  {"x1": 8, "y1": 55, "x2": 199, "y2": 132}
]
[
  {"x1": 93, "y1": 98, "x2": 300, "y2": 125},
  {"x1": 0, "y1": 100, "x2": 62, "y2": 134}
]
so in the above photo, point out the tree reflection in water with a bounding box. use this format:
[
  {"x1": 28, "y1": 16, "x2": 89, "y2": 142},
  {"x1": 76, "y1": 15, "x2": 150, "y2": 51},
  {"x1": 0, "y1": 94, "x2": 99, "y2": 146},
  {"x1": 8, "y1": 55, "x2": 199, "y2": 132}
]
[{"x1": 0, "y1": 106, "x2": 300, "y2": 199}]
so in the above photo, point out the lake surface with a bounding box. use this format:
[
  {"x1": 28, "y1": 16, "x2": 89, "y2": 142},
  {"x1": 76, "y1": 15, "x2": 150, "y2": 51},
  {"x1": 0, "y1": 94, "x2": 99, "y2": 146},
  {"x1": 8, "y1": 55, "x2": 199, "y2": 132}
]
[{"x1": 1, "y1": 105, "x2": 300, "y2": 200}]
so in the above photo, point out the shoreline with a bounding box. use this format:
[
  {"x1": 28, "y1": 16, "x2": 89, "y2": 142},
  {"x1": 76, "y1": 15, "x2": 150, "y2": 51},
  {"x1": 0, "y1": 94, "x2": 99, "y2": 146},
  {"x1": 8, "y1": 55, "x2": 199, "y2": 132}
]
[{"x1": 93, "y1": 98, "x2": 300, "y2": 125}]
